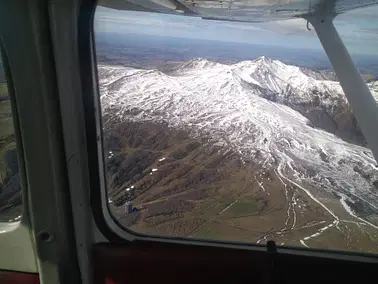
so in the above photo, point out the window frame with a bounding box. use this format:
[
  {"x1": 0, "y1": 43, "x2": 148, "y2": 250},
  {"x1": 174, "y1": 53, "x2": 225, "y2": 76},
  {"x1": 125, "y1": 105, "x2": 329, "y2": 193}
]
[
  {"x1": 0, "y1": 0, "x2": 81, "y2": 281},
  {"x1": 75, "y1": 0, "x2": 378, "y2": 262},
  {"x1": 0, "y1": 36, "x2": 37, "y2": 274}
]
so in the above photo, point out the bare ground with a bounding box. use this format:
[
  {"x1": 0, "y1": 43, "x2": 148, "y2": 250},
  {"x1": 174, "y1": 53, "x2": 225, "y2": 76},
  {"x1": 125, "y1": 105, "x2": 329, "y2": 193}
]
[{"x1": 105, "y1": 121, "x2": 378, "y2": 254}]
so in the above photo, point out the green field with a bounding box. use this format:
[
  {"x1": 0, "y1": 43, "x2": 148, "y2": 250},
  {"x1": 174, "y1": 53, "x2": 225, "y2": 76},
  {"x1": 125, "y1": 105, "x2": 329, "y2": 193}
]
[{"x1": 222, "y1": 199, "x2": 259, "y2": 217}]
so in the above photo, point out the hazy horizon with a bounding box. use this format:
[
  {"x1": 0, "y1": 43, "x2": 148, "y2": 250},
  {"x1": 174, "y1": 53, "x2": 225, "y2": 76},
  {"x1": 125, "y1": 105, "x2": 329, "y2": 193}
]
[{"x1": 95, "y1": 5, "x2": 378, "y2": 57}]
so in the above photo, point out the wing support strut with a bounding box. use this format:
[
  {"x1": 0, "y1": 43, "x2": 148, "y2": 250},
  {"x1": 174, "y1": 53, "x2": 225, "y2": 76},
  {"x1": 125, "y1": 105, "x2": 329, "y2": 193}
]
[{"x1": 308, "y1": 14, "x2": 378, "y2": 162}]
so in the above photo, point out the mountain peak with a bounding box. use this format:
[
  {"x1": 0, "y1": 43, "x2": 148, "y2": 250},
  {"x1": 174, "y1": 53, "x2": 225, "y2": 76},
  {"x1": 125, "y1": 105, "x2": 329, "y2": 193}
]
[
  {"x1": 179, "y1": 58, "x2": 221, "y2": 70},
  {"x1": 254, "y1": 56, "x2": 273, "y2": 64},
  {"x1": 99, "y1": 59, "x2": 378, "y2": 252},
  {"x1": 234, "y1": 56, "x2": 278, "y2": 71}
]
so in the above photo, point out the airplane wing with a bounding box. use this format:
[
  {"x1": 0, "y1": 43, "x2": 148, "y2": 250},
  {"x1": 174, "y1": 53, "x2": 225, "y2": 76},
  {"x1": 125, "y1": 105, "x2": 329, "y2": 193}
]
[{"x1": 98, "y1": 0, "x2": 378, "y2": 22}]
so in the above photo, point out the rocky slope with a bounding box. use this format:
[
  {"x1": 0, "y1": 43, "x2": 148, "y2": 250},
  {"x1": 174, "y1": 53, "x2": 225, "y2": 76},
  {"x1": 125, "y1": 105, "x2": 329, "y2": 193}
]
[{"x1": 99, "y1": 57, "x2": 378, "y2": 253}]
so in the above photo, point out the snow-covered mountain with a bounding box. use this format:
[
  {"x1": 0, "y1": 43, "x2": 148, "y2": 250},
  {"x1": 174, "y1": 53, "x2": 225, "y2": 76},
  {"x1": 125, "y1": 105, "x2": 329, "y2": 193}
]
[{"x1": 99, "y1": 57, "x2": 378, "y2": 249}]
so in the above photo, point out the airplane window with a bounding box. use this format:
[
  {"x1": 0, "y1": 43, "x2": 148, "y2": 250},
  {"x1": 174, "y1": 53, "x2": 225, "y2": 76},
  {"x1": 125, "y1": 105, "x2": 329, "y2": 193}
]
[
  {"x1": 0, "y1": 46, "x2": 21, "y2": 223},
  {"x1": 94, "y1": 5, "x2": 378, "y2": 254}
]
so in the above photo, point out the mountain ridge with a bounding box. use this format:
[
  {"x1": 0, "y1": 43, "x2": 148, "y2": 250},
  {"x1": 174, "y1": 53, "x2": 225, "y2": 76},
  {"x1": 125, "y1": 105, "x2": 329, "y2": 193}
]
[{"x1": 99, "y1": 57, "x2": 378, "y2": 251}]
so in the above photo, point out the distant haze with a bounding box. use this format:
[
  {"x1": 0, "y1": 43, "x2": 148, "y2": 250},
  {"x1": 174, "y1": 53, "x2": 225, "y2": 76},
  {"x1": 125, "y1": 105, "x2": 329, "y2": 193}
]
[
  {"x1": 95, "y1": 5, "x2": 378, "y2": 57},
  {"x1": 95, "y1": 32, "x2": 378, "y2": 75}
]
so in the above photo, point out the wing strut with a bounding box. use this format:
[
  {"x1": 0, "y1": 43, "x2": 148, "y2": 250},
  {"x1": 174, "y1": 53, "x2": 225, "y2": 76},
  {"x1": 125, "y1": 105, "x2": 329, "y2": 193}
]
[{"x1": 308, "y1": 14, "x2": 378, "y2": 162}]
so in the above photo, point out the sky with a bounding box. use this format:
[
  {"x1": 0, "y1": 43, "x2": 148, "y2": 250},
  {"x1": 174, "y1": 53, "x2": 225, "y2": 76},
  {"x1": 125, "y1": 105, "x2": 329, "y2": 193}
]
[{"x1": 94, "y1": 4, "x2": 378, "y2": 56}]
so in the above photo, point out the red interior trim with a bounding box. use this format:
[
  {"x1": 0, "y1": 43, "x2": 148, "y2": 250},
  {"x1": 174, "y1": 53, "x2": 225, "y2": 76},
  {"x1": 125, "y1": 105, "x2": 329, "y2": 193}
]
[
  {"x1": 93, "y1": 241, "x2": 378, "y2": 284},
  {"x1": 0, "y1": 270, "x2": 39, "y2": 284}
]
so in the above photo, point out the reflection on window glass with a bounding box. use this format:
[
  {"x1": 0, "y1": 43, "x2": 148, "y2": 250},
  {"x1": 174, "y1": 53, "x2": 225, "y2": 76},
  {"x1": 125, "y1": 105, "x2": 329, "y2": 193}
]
[
  {"x1": 0, "y1": 47, "x2": 21, "y2": 223},
  {"x1": 94, "y1": 4, "x2": 378, "y2": 254}
]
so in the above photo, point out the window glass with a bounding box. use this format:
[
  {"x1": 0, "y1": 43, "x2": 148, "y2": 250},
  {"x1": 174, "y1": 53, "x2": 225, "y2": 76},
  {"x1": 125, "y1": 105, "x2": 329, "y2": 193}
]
[
  {"x1": 94, "y1": 3, "x2": 378, "y2": 254},
  {"x1": 0, "y1": 46, "x2": 21, "y2": 223}
]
